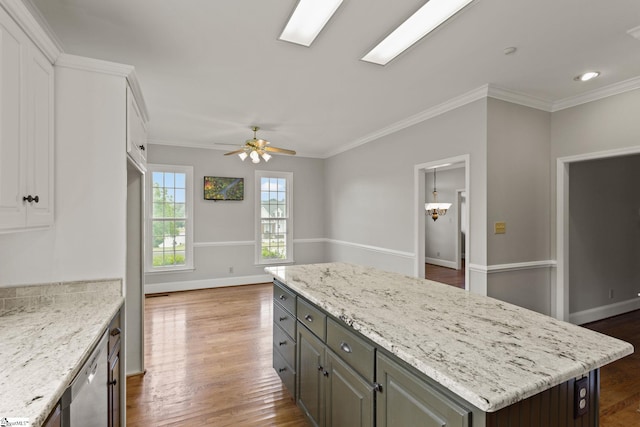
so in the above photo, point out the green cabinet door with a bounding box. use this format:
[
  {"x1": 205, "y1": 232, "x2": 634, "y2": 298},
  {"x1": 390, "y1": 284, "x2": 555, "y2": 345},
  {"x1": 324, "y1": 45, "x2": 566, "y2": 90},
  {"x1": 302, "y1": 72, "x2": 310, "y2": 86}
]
[
  {"x1": 325, "y1": 350, "x2": 373, "y2": 427},
  {"x1": 376, "y1": 353, "x2": 471, "y2": 427},
  {"x1": 298, "y1": 323, "x2": 326, "y2": 427}
]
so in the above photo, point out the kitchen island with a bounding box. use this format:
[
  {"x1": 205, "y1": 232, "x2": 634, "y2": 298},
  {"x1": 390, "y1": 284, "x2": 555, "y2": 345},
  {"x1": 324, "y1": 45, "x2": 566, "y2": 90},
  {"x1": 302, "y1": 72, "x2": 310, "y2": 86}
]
[
  {"x1": 0, "y1": 279, "x2": 123, "y2": 427},
  {"x1": 267, "y1": 263, "x2": 633, "y2": 427}
]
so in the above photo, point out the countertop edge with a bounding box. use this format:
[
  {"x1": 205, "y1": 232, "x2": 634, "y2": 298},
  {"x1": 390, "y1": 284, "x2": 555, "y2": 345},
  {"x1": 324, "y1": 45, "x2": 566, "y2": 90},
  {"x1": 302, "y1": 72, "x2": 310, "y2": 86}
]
[{"x1": 33, "y1": 297, "x2": 124, "y2": 427}]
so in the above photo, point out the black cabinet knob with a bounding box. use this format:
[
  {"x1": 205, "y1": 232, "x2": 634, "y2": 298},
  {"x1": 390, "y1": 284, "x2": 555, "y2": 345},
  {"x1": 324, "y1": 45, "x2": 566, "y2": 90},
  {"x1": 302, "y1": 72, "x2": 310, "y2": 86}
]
[{"x1": 22, "y1": 195, "x2": 39, "y2": 203}]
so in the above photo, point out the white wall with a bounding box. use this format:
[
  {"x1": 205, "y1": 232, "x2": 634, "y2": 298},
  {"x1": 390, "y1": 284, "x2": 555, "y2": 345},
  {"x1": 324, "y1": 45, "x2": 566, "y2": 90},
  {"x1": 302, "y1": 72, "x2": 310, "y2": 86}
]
[
  {"x1": 144, "y1": 144, "x2": 326, "y2": 293},
  {"x1": 0, "y1": 65, "x2": 128, "y2": 286}
]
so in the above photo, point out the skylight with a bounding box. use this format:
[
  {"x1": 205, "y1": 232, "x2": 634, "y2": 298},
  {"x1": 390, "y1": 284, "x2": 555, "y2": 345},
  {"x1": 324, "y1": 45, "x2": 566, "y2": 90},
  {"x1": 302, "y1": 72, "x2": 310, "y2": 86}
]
[
  {"x1": 362, "y1": 0, "x2": 475, "y2": 65},
  {"x1": 279, "y1": 0, "x2": 344, "y2": 47}
]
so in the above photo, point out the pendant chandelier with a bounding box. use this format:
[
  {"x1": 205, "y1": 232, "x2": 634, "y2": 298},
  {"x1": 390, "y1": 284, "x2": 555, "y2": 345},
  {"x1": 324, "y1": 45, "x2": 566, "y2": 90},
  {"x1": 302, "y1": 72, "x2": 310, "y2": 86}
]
[{"x1": 425, "y1": 168, "x2": 451, "y2": 221}]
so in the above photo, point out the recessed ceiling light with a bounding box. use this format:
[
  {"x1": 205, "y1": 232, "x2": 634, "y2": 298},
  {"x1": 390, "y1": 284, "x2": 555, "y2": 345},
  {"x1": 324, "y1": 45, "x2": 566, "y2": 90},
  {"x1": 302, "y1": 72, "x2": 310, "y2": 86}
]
[
  {"x1": 279, "y1": 0, "x2": 344, "y2": 47},
  {"x1": 574, "y1": 71, "x2": 600, "y2": 82},
  {"x1": 362, "y1": 0, "x2": 475, "y2": 65}
]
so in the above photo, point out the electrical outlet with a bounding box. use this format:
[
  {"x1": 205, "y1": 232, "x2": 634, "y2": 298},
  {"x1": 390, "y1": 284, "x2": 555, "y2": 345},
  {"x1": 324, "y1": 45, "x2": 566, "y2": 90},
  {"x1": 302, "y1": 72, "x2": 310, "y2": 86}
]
[
  {"x1": 229, "y1": 266, "x2": 234, "y2": 274},
  {"x1": 609, "y1": 289, "x2": 614, "y2": 299},
  {"x1": 574, "y1": 377, "x2": 589, "y2": 418}
]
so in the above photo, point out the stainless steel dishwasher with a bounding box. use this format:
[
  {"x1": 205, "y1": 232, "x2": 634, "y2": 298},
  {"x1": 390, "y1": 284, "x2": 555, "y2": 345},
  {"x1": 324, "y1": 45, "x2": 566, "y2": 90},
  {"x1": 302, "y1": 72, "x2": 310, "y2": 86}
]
[{"x1": 61, "y1": 330, "x2": 109, "y2": 427}]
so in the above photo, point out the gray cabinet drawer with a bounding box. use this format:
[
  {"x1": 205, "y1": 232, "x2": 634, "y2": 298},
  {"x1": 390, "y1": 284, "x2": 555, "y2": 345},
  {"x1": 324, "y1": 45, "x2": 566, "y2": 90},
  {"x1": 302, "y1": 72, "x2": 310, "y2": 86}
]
[
  {"x1": 273, "y1": 281, "x2": 296, "y2": 315},
  {"x1": 273, "y1": 322, "x2": 296, "y2": 368},
  {"x1": 326, "y1": 318, "x2": 375, "y2": 382},
  {"x1": 273, "y1": 346, "x2": 296, "y2": 398},
  {"x1": 274, "y1": 302, "x2": 296, "y2": 338},
  {"x1": 297, "y1": 299, "x2": 327, "y2": 340}
]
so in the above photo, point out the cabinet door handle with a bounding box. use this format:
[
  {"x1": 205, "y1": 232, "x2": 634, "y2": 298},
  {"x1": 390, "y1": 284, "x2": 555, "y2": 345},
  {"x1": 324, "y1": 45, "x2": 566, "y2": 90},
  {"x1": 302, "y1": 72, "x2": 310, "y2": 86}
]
[
  {"x1": 279, "y1": 316, "x2": 287, "y2": 321},
  {"x1": 279, "y1": 294, "x2": 287, "y2": 301},
  {"x1": 278, "y1": 341, "x2": 287, "y2": 346},
  {"x1": 110, "y1": 327, "x2": 121, "y2": 336},
  {"x1": 304, "y1": 314, "x2": 313, "y2": 322},
  {"x1": 108, "y1": 379, "x2": 117, "y2": 386},
  {"x1": 22, "y1": 195, "x2": 39, "y2": 203},
  {"x1": 139, "y1": 145, "x2": 146, "y2": 151},
  {"x1": 373, "y1": 382, "x2": 383, "y2": 393},
  {"x1": 323, "y1": 369, "x2": 329, "y2": 377},
  {"x1": 339, "y1": 341, "x2": 352, "y2": 354},
  {"x1": 278, "y1": 367, "x2": 287, "y2": 373}
]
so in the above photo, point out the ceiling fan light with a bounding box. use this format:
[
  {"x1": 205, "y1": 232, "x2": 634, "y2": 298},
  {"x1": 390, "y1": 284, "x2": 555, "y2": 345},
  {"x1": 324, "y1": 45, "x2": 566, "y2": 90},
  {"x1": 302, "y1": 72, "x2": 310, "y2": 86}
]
[
  {"x1": 250, "y1": 150, "x2": 260, "y2": 163},
  {"x1": 238, "y1": 152, "x2": 248, "y2": 161},
  {"x1": 262, "y1": 152, "x2": 272, "y2": 162}
]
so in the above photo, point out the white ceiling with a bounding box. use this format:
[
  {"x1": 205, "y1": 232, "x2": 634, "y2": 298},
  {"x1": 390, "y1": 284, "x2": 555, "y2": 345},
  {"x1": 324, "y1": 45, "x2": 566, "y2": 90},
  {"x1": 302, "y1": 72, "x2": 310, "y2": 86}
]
[{"x1": 29, "y1": 0, "x2": 640, "y2": 158}]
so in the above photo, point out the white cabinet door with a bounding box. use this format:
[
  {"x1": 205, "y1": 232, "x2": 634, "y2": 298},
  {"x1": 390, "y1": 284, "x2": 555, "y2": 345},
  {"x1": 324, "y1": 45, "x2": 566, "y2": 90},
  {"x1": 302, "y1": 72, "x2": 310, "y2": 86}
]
[
  {"x1": 0, "y1": 6, "x2": 54, "y2": 231},
  {"x1": 126, "y1": 85, "x2": 147, "y2": 170},
  {"x1": 0, "y1": 6, "x2": 28, "y2": 229},
  {"x1": 26, "y1": 44, "x2": 54, "y2": 227}
]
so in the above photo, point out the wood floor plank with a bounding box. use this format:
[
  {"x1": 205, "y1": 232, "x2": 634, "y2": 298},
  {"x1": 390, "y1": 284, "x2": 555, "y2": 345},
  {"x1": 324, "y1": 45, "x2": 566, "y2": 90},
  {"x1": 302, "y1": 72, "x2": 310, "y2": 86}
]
[
  {"x1": 126, "y1": 284, "x2": 308, "y2": 426},
  {"x1": 583, "y1": 309, "x2": 640, "y2": 426}
]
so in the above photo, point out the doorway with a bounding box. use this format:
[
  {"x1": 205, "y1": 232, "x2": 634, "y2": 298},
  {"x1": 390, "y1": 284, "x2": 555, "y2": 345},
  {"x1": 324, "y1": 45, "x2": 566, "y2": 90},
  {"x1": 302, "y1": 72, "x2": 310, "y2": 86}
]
[
  {"x1": 556, "y1": 146, "x2": 640, "y2": 322},
  {"x1": 414, "y1": 155, "x2": 470, "y2": 290}
]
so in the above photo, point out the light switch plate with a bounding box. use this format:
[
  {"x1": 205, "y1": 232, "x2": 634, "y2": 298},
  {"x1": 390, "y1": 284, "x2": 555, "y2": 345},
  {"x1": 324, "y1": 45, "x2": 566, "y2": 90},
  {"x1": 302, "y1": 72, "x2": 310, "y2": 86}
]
[{"x1": 494, "y1": 221, "x2": 506, "y2": 234}]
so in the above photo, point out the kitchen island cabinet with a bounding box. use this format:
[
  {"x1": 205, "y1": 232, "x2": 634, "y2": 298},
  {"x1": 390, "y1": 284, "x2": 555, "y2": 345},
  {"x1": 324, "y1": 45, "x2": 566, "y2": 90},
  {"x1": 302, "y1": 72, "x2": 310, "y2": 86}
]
[{"x1": 267, "y1": 263, "x2": 634, "y2": 427}]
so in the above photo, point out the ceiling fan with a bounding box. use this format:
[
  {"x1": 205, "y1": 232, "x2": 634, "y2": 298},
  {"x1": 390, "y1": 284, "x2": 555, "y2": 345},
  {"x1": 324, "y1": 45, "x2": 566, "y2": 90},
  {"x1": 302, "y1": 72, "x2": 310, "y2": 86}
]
[{"x1": 224, "y1": 126, "x2": 296, "y2": 163}]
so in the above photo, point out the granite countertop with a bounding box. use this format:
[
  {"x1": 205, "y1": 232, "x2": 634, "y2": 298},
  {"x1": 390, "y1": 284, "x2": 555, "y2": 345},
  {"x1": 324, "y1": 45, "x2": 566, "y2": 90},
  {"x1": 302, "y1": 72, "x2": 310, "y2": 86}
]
[
  {"x1": 266, "y1": 262, "x2": 634, "y2": 412},
  {"x1": 0, "y1": 279, "x2": 123, "y2": 427}
]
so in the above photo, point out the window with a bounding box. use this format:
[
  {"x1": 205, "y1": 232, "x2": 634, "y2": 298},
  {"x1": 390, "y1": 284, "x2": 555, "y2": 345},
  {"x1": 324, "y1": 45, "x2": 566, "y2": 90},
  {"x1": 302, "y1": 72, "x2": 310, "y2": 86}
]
[
  {"x1": 256, "y1": 171, "x2": 293, "y2": 264},
  {"x1": 147, "y1": 164, "x2": 193, "y2": 272}
]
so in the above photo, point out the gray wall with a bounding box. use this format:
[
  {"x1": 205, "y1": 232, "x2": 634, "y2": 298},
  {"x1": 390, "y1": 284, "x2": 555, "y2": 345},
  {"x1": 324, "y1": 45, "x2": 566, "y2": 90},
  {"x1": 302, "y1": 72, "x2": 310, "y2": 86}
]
[
  {"x1": 569, "y1": 155, "x2": 640, "y2": 313},
  {"x1": 145, "y1": 144, "x2": 326, "y2": 292},
  {"x1": 485, "y1": 98, "x2": 553, "y2": 314},
  {"x1": 324, "y1": 99, "x2": 488, "y2": 278},
  {"x1": 425, "y1": 167, "x2": 465, "y2": 266}
]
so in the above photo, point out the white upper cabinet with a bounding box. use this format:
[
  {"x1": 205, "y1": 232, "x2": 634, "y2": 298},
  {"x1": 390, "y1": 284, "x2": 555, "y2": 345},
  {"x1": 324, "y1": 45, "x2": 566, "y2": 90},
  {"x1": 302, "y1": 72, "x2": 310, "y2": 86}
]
[
  {"x1": 126, "y1": 84, "x2": 147, "y2": 170},
  {"x1": 0, "y1": 5, "x2": 54, "y2": 232}
]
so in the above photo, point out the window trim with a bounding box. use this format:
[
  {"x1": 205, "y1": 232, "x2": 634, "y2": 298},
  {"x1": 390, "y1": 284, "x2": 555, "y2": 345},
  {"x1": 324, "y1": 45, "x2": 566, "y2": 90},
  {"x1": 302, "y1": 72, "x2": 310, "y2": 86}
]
[
  {"x1": 146, "y1": 164, "x2": 194, "y2": 273},
  {"x1": 255, "y1": 170, "x2": 294, "y2": 265}
]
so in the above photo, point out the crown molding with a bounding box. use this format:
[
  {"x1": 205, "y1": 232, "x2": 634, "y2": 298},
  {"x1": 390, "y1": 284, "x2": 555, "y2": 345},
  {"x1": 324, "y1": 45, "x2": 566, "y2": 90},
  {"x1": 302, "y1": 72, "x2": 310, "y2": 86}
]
[
  {"x1": 324, "y1": 85, "x2": 489, "y2": 158},
  {"x1": 0, "y1": 0, "x2": 62, "y2": 63},
  {"x1": 56, "y1": 53, "x2": 134, "y2": 77},
  {"x1": 55, "y1": 53, "x2": 149, "y2": 122},
  {"x1": 551, "y1": 75, "x2": 640, "y2": 112},
  {"x1": 149, "y1": 138, "x2": 223, "y2": 150},
  {"x1": 486, "y1": 85, "x2": 553, "y2": 112}
]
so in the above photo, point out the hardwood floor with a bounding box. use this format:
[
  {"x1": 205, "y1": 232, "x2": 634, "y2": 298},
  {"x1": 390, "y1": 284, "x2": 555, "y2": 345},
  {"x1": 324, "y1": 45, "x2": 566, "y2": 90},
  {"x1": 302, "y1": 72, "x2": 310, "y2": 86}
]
[
  {"x1": 425, "y1": 261, "x2": 465, "y2": 288},
  {"x1": 126, "y1": 284, "x2": 308, "y2": 426},
  {"x1": 127, "y1": 283, "x2": 637, "y2": 426},
  {"x1": 583, "y1": 309, "x2": 640, "y2": 427}
]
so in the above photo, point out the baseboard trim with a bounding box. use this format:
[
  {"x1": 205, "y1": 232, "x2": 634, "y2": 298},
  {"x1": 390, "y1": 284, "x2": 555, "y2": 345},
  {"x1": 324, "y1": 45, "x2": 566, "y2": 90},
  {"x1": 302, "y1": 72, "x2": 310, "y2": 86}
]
[
  {"x1": 571, "y1": 298, "x2": 640, "y2": 325},
  {"x1": 144, "y1": 274, "x2": 271, "y2": 294},
  {"x1": 425, "y1": 257, "x2": 458, "y2": 269}
]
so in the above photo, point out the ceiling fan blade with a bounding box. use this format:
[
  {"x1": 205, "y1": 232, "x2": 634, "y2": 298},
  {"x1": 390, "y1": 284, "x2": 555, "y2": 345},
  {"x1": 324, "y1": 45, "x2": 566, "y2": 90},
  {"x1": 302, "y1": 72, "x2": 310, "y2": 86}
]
[
  {"x1": 224, "y1": 149, "x2": 245, "y2": 156},
  {"x1": 265, "y1": 146, "x2": 296, "y2": 155}
]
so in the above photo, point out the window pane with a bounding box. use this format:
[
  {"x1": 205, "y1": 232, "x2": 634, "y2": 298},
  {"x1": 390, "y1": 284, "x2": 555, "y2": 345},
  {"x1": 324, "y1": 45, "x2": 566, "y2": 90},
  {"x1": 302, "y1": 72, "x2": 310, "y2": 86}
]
[
  {"x1": 165, "y1": 173, "x2": 175, "y2": 187},
  {"x1": 152, "y1": 172, "x2": 164, "y2": 188},
  {"x1": 175, "y1": 189, "x2": 186, "y2": 203},
  {"x1": 174, "y1": 173, "x2": 186, "y2": 189}
]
